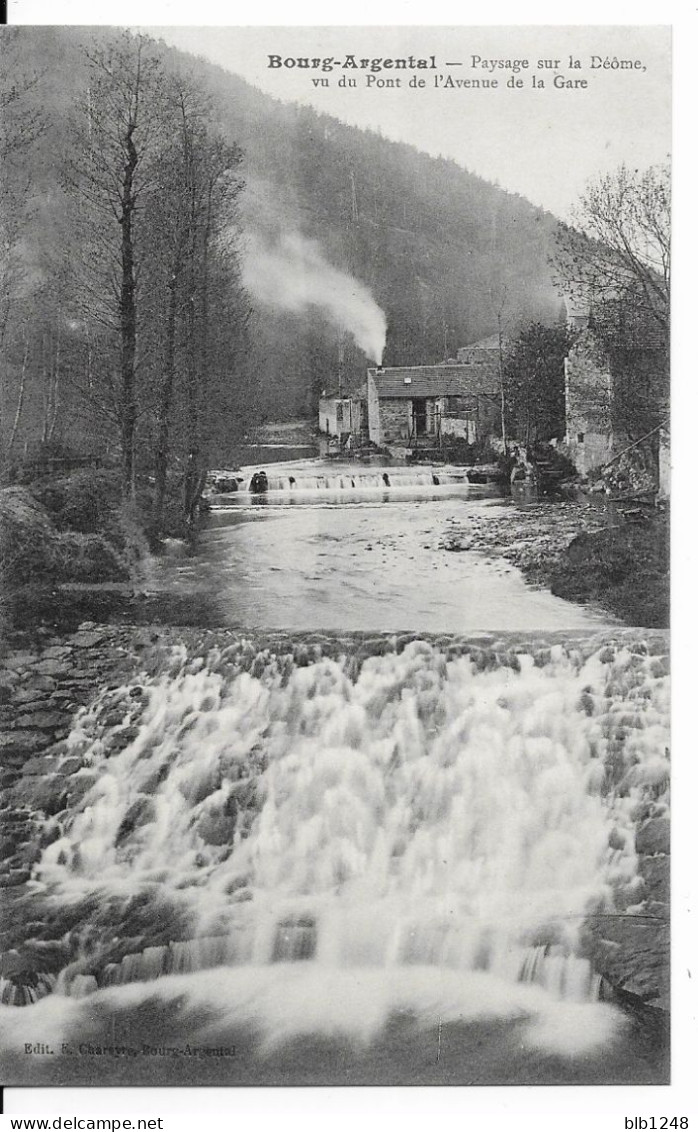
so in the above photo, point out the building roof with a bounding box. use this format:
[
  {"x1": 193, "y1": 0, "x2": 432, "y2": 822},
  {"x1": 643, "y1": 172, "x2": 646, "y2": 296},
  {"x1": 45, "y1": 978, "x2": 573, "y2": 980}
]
[
  {"x1": 562, "y1": 291, "x2": 591, "y2": 327},
  {"x1": 319, "y1": 390, "x2": 352, "y2": 402},
  {"x1": 458, "y1": 333, "x2": 502, "y2": 353},
  {"x1": 368, "y1": 364, "x2": 498, "y2": 399}
]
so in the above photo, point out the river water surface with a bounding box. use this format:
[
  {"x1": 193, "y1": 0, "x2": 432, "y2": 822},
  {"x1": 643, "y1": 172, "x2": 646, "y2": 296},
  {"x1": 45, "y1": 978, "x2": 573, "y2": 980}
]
[
  {"x1": 152, "y1": 461, "x2": 612, "y2": 632},
  {"x1": 0, "y1": 634, "x2": 670, "y2": 1085},
  {"x1": 1, "y1": 461, "x2": 667, "y2": 1088}
]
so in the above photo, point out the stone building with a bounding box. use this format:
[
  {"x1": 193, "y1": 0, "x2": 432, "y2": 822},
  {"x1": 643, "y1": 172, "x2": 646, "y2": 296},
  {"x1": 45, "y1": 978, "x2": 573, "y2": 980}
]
[
  {"x1": 455, "y1": 333, "x2": 502, "y2": 372},
  {"x1": 563, "y1": 298, "x2": 669, "y2": 489},
  {"x1": 318, "y1": 388, "x2": 368, "y2": 444},
  {"x1": 657, "y1": 425, "x2": 670, "y2": 498},
  {"x1": 366, "y1": 347, "x2": 501, "y2": 452},
  {"x1": 563, "y1": 329, "x2": 616, "y2": 475}
]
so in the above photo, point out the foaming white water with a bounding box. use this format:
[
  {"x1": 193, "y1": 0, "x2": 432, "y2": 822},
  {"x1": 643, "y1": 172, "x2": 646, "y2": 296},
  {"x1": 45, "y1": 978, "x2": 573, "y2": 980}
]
[
  {"x1": 0, "y1": 965, "x2": 628, "y2": 1060},
  {"x1": 32, "y1": 638, "x2": 668, "y2": 1051},
  {"x1": 208, "y1": 464, "x2": 474, "y2": 498}
]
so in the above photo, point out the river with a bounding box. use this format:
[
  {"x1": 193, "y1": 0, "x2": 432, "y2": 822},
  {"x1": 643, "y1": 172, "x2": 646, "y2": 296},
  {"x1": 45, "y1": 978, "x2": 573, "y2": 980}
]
[
  {"x1": 0, "y1": 462, "x2": 668, "y2": 1087},
  {"x1": 0, "y1": 632, "x2": 669, "y2": 1086},
  {"x1": 152, "y1": 461, "x2": 612, "y2": 632}
]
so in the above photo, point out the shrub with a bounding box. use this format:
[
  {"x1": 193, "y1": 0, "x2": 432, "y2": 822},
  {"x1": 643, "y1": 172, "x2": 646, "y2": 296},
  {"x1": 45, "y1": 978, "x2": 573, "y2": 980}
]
[
  {"x1": 550, "y1": 512, "x2": 669, "y2": 627},
  {"x1": 32, "y1": 470, "x2": 122, "y2": 534},
  {"x1": 54, "y1": 532, "x2": 130, "y2": 584},
  {"x1": 31, "y1": 471, "x2": 149, "y2": 578},
  {"x1": 442, "y1": 436, "x2": 498, "y2": 465},
  {"x1": 0, "y1": 487, "x2": 59, "y2": 585}
]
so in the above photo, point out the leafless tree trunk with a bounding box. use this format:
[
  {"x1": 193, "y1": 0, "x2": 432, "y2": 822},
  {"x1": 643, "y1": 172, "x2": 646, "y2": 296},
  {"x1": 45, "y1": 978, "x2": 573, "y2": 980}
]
[
  {"x1": 120, "y1": 120, "x2": 139, "y2": 497},
  {"x1": 8, "y1": 334, "x2": 29, "y2": 455},
  {"x1": 48, "y1": 336, "x2": 61, "y2": 441},
  {"x1": 154, "y1": 267, "x2": 180, "y2": 531},
  {"x1": 66, "y1": 33, "x2": 161, "y2": 498}
]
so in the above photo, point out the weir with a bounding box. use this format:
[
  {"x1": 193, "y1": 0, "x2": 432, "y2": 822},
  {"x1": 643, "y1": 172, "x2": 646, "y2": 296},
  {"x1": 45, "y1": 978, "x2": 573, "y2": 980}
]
[
  {"x1": 22, "y1": 634, "x2": 668, "y2": 1027},
  {"x1": 207, "y1": 463, "x2": 479, "y2": 500}
]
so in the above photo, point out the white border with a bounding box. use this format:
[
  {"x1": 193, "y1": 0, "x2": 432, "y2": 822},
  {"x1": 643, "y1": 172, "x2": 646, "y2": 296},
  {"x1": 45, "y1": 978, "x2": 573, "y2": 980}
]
[{"x1": 2, "y1": 1, "x2": 695, "y2": 1128}]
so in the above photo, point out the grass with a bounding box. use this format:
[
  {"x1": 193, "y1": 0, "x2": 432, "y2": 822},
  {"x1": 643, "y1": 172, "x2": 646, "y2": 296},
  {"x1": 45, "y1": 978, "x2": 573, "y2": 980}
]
[
  {"x1": 548, "y1": 512, "x2": 669, "y2": 627},
  {"x1": 0, "y1": 471, "x2": 151, "y2": 632}
]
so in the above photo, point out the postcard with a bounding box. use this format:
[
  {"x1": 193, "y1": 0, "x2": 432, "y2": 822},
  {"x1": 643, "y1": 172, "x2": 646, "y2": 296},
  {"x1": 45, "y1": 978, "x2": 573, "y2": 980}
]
[{"x1": 0, "y1": 21, "x2": 672, "y2": 1093}]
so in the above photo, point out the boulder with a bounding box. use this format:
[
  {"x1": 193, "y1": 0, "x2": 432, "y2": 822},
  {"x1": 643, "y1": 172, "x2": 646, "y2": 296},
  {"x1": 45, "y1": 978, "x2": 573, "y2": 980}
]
[
  {"x1": 10, "y1": 694, "x2": 48, "y2": 708},
  {"x1": 64, "y1": 773, "x2": 98, "y2": 804},
  {"x1": 33, "y1": 659, "x2": 71, "y2": 677},
  {"x1": 0, "y1": 731, "x2": 52, "y2": 756},
  {"x1": 640, "y1": 854, "x2": 670, "y2": 900},
  {"x1": 16, "y1": 774, "x2": 68, "y2": 816},
  {"x1": 636, "y1": 817, "x2": 670, "y2": 856},
  {"x1": 198, "y1": 810, "x2": 237, "y2": 847},
  {"x1": 0, "y1": 949, "x2": 24, "y2": 976},
  {"x1": 58, "y1": 757, "x2": 84, "y2": 777},
  {"x1": 115, "y1": 797, "x2": 156, "y2": 846},
  {"x1": 106, "y1": 725, "x2": 140, "y2": 754},
  {"x1": 70, "y1": 631, "x2": 107, "y2": 649},
  {"x1": 23, "y1": 676, "x2": 58, "y2": 693},
  {"x1": 0, "y1": 869, "x2": 31, "y2": 888},
  {"x1": 13, "y1": 711, "x2": 68, "y2": 731},
  {"x1": 21, "y1": 755, "x2": 60, "y2": 776},
  {"x1": 3, "y1": 652, "x2": 39, "y2": 671}
]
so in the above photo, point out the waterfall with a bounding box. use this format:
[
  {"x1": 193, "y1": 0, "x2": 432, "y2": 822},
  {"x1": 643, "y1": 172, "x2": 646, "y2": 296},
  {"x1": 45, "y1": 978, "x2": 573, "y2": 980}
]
[
  {"x1": 208, "y1": 465, "x2": 474, "y2": 498},
  {"x1": 33, "y1": 635, "x2": 667, "y2": 1025},
  {"x1": 0, "y1": 973, "x2": 57, "y2": 1007}
]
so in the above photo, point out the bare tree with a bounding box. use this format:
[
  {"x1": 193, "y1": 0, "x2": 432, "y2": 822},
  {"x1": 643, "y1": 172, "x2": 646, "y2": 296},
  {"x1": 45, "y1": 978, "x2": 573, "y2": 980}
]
[
  {"x1": 64, "y1": 31, "x2": 167, "y2": 496},
  {"x1": 555, "y1": 163, "x2": 669, "y2": 335},
  {"x1": 142, "y1": 74, "x2": 246, "y2": 534},
  {"x1": 0, "y1": 29, "x2": 45, "y2": 463},
  {"x1": 554, "y1": 164, "x2": 669, "y2": 440}
]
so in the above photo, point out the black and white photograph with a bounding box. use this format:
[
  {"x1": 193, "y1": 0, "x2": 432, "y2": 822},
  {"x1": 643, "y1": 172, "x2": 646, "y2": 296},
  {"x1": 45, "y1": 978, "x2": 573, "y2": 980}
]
[{"x1": 0, "y1": 21, "x2": 672, "y2": 1092}]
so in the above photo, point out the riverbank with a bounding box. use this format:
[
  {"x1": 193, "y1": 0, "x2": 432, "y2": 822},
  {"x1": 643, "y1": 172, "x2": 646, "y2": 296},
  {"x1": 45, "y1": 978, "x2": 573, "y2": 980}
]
[
  {"x1": 440, "y1": 500, "x2": 669, "y2": 628},
  {"x1": 0, "y1": 626, "x2": 669, "y2": 1038},
  {"x1": 0, "y1": 472, "x2": 152, "y2": 637}
]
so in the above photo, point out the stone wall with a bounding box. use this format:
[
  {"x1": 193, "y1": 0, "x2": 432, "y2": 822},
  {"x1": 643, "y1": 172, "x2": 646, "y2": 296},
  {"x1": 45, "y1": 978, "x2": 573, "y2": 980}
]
[
  {"x1": 378, "y1": 398, "x2": 413, "y2": 444},
  {"x1": 441, "y1": 417, "x2": 474, "y2": 442},
  {"x1": 455, "y1": 344, "x2": 501, "y2": 387},
  {"x1": 658, "y1": 428, "x2": 670, "y2": 499},
  {"x1": 586, "y1": 812, "x2": 670, "y2": 1014},
  {"x1": 0, "y1": 625, "x2": 146, "y2": 899},
  {"x1": 367, "y1": 373, "x2": 381, "y2": 445},
  {"x1": 565, "y1": 332, "x2": 615, "y2": 474}
]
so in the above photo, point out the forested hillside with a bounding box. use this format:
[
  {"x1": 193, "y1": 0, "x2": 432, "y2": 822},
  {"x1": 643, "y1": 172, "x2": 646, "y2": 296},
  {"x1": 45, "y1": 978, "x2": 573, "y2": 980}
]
[{"x1": 1, "y1": 26, "x2": 563, "y2": 464}]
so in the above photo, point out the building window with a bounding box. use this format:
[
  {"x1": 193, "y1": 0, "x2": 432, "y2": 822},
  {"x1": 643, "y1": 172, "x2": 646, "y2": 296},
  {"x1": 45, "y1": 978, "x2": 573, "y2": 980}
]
[
  {"x1": 577, "y1": 432, "x2": 585, "y2": 443},
  {"x1": 336, "y1": 404, "x2": 344, "y2": 428}
]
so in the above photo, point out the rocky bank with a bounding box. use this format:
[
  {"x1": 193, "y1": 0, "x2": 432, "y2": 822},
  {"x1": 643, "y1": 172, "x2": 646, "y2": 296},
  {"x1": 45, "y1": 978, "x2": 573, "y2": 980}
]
[{"x1": 440, "y1": 500, "x2": 669, "y2": 628}]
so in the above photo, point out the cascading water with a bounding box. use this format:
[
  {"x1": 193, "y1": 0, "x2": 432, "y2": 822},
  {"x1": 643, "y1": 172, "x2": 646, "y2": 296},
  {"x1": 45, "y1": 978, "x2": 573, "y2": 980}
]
[
  {"x1": 10, "y1": 634, "x2": 666, "y2": 1061},
  {"x1": 207, "y1": 463, "x2": 478, "y2": 499}
]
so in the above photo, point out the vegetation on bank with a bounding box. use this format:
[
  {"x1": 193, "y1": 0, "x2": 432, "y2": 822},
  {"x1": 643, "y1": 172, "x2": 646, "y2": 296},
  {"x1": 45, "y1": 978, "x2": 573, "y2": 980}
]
[
  {"x1": 0, "y1": 25, "x2": 670, "y2": 632},
  {"x1": 2, "y1": 30, "x2": 251, "y2": 523},
  {"x1": 548, "y1": 512, "x2": 669, "y2": 628},
  {"x1": 0, "y1": 468, "x2": 152, "y2": 631}
]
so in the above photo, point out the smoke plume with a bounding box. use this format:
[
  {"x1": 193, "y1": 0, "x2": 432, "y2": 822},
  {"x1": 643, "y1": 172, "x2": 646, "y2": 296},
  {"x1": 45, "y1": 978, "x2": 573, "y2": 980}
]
[{"x1": 242, "y1": 232, "x2": 387, "y2": 363}]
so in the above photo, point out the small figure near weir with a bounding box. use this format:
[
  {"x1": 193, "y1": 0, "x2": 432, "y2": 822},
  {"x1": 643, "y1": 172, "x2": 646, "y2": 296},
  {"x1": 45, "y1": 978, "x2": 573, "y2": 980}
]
[{"x1": 250, "y1": 470, "x2": 269, "y2": 494}]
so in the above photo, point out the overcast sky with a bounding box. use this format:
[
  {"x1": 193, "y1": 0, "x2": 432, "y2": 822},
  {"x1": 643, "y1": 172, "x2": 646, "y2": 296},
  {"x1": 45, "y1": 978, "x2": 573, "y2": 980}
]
[{"x1": 146, "y1": 25, "x2": 671, "y2": 219}]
